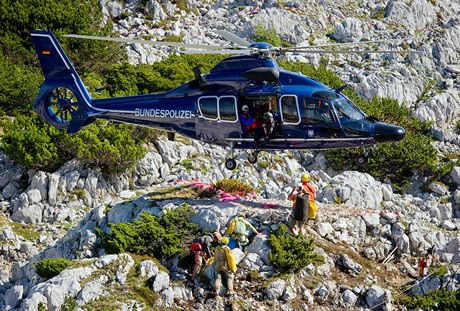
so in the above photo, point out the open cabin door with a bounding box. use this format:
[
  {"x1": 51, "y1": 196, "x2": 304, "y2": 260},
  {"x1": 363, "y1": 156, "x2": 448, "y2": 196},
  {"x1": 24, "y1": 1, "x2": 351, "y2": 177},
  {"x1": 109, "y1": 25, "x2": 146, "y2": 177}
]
[{"x1": 195, "y1": 96, "x2": 240, "y2": 142}]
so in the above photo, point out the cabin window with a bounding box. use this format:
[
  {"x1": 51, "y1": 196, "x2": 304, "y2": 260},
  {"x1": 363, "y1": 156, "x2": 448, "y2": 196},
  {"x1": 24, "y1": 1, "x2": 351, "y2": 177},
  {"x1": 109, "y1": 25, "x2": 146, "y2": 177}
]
[
  {"x1": 219, "y1": 96, "x2": 237, "y2": 122},
  {"x1": 302, "y1": 98, "x2": 335, "y2": 124},
  {"x1": 198, "y1": 97, "x2": 218, "y2": 120},
  {"x1": 280, "y1": 95, "x2": 300, "y2": 124}
]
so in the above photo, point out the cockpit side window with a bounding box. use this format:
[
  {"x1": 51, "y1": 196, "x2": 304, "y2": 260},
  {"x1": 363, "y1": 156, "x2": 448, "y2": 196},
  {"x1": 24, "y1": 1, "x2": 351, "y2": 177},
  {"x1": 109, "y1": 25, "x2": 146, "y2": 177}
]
[
  {"x1": 280, "y1": 95, "x2": 300, "y2": 124},
  {"x1": 303, "y1": 98, "x2": 335, "y2": 124}
]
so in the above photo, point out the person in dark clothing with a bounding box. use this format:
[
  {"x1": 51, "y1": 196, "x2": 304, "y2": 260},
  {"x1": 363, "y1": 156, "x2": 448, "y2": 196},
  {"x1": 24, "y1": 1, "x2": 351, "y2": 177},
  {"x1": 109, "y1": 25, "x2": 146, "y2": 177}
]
[
  {"x1": 191, "y1": 232, "x2": 221, "y2": 280},
  {"x1": 254, "y1": 111, "x2": 275, "y2": 146}
]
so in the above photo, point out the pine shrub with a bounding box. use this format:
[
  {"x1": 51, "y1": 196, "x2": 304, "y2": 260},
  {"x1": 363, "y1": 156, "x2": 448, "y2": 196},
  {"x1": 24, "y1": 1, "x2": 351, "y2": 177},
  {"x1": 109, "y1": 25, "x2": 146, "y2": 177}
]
[
  {"x1": 1, "y1": 116, "x2": 158, "y2": 174},
  {"x1": 98, "y1": 205, "x2": 201, "y2": 260},
  {"x1": 212, "y1": 178, "x2": 254, "y2": 195},
  {"x1": 403, "y1": 288, "x2": 460, "y2": 310},
  {"x1": 35, "y1": 257, "x2": 71, "y2": 279},
  {"x1": 268, "y1": 224, "x2": 324, "y2": 273}
]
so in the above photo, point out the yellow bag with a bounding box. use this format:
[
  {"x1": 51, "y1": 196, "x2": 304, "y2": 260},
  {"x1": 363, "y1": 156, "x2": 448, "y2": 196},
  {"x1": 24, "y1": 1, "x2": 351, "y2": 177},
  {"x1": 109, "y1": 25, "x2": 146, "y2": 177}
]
[
  {"x1": 206, "y1": 256, "x2": 214, "y2": 266},
  {"x1": 224, "y1": 246, "x2": 237, "y2": 273},
  {"x1": 308, "y1": 200, "x2": 317, "y2": 220},
  {"x1": 226, "y1": 218, "x2": 236, "y2": 235}
]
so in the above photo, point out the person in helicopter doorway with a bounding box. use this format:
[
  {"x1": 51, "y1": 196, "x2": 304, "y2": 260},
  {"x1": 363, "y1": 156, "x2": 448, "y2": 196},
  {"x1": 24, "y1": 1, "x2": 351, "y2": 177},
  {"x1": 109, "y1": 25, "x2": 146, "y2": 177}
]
[
  {"x1": 190, "y1": 232, "x2": 222, "y2": 280},
  {"x1": 254, "y1": 111, "x2": 275, "y2": 146},
  {"x1": 287, "y1": 173, "x2": 317, "y2": 235},
  {"x1": 239, "y1": 105, "x2": 255, "y2": 137}
]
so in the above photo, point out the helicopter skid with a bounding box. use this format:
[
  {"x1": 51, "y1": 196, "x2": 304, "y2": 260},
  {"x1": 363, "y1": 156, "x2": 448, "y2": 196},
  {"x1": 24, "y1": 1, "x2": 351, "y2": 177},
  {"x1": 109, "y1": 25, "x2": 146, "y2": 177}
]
[{"x1": 225, "y1": 137, "x2": 375, "y2": 151}]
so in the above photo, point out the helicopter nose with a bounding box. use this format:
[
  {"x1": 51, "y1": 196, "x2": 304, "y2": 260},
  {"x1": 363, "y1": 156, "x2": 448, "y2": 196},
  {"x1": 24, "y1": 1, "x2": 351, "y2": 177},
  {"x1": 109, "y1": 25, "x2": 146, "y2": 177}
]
[{"x1": 373, "y1": 122, "x2": 406, "y2": 143}]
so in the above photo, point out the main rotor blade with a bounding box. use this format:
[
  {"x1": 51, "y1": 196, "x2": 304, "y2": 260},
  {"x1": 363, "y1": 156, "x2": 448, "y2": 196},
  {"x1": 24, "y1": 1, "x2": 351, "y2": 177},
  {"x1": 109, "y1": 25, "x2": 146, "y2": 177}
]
[
  {"x1": 282, "y1": 49, "x2": 424, "y2": 54},
  {"x1": 181, "y1": 49, "x2": 249, "y2": 54},
  {"x1": 214, "y1": 30, "x2": 251, "y2": 47},
  {"x1": 62, "y1": 34, "x2": 228, "y2": 50},
  {"x1": 290, "y1": 39, "x2": 412, "y2": 50}
]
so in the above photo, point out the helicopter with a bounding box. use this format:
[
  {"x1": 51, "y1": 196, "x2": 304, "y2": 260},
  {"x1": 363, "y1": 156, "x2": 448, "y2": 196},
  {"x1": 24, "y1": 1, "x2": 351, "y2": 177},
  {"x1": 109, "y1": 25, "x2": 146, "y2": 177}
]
[{"x1": 30, "y1": 29, "x2": 417, "y2": 170}]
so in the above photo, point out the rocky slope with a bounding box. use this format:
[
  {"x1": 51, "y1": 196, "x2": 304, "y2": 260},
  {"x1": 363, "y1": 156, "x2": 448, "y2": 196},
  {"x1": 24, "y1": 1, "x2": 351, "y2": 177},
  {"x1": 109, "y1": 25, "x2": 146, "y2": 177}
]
[
  {"x1": 1, "y1": 0, "x2": 460, "y2": 310},
  {"x1": 1, "y1": 135, "x2": 460, "y2": 310}
]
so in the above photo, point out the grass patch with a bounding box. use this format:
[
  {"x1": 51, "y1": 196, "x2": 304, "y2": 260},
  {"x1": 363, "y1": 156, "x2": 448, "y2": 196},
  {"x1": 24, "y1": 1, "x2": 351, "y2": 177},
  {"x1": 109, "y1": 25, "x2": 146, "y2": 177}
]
[
  {"x1": 148, "y1": 185, "x2": 204, "y2": 200},
  {"x1": 0, "y1": 215, "x2": 41, "y2": 241},
  {"x1": 82, "y1": 254, "x2": 165, "y2": 310}
]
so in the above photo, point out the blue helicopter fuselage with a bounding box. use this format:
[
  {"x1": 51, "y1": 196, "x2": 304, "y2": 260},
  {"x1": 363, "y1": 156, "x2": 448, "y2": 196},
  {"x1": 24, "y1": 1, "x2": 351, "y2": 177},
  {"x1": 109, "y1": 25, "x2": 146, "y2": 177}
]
[{"x1": 30, "y1": 30, "x2": 405, "y2": 153}]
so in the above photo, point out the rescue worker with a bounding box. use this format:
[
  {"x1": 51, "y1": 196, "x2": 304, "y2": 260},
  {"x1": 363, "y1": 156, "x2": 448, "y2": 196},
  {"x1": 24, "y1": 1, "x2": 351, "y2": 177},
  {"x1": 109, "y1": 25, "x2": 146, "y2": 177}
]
[
  {"x1": 226, "y1": 214, "x2": 258, "y2": 248},
  {"x1": 254, "y1": 112, "x2": 275, "y2": 146},
  {"x1": 287, "y1": 173, "x2": 317, "y2": 235},
  {"x1": 239, "y1": 105, "x2": 255, "y2": 136},
  {"x1": 191, "y1": 232, "x2": 221, "y2": 280},
  {"x1": 214, "y1": 236, "x2": 237, "y2": 297}
]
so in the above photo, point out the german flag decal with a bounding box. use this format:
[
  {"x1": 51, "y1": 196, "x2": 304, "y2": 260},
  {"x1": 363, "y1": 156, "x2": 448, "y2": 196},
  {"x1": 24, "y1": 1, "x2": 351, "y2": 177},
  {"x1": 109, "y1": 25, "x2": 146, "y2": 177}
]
[{"x1": 42, "y1": 49, "x2": 51, "y2": 55}]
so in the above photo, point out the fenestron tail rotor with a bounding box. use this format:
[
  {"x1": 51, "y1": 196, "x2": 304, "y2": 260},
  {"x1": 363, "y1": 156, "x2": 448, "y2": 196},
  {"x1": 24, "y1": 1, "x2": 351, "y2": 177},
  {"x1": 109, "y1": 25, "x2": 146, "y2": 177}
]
[{"x1": 44, "y1": 87, "x2": 79, "y2": 129}]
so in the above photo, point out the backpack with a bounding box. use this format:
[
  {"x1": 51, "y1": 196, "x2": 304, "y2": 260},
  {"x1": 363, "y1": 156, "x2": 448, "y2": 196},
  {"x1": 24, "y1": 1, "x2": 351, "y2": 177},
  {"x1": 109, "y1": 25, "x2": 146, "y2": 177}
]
[
  {"x1": 234, "y1": 218, "x2": 247, "y2": 234},
  {"x1": 226, "y1": 218, "x2": 237, "y2": 235},
  {"x1": 224, "y1": 246, "x2": 237, "y2": 273}
]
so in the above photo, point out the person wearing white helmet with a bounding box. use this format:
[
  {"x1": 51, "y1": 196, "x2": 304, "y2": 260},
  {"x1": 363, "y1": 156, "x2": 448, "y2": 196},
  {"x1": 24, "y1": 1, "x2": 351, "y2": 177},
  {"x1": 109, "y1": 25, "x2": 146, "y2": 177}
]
[{"x1": 239, "y1": 104, "x2": 255, "y2": 137}]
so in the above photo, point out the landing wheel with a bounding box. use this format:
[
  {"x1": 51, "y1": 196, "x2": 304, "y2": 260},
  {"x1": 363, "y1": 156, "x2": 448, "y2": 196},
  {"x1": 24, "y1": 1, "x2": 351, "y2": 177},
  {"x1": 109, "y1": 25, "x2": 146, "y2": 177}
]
[
  {"x1": 41, "y1": 87, "x2": 79, "y2": 129},
  {"x1": 225, "y1": 159, "x2": 237, "y2": 170},
  {"x1": 357, "y1": 156, "x2": 368, "y2": 165},
  {"x1": 248, "y1": 152, "x2": 258, "y2": 164}
]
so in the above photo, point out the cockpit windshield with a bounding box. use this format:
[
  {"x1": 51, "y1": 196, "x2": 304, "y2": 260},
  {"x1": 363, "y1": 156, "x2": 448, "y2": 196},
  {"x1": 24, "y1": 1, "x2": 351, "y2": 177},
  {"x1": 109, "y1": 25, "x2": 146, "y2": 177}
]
[
  {"x1": 331, "y1": 97, "x2": 366, "y2": 122},
  {"x1": 311, "y1": 91, "x2": 366, "y2": 122}
]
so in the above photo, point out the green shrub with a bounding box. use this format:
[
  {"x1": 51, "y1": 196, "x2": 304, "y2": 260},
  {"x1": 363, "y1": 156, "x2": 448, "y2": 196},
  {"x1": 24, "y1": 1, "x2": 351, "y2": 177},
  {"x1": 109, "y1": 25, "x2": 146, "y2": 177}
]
[
  {"x1": 403, "y1": 287, "x2": 460, "y2": 310},
  {"x1": 212, "y1": 178, "x2": 254, "y2": 195},
  {"x1": 1, "y1": 116, "x2": 159, "y2": 174},
  {"x1": 268, "y1": 224, "x2": 324, "y2": 273},
  {"x1": 98, "y1": 205, "x2": 201, "y2": 260},
  {"x1": 35, "y1": 257, "x2": 71, "y2": 279},
  {"x1": 1, "y1": 115, "x2": 70, "y2": 170},
  {"x1": 254, "y1": 26, "x2": 292, "y2": 47}
]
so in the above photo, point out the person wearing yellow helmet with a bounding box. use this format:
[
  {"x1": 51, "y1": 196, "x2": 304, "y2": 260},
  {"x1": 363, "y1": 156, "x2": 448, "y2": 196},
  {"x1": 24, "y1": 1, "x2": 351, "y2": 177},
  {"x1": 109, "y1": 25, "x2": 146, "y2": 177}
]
[
  {"x1": 213, "y1": 236, "x2": 237, "y2": 297},
  {"x1": 287, "y1": 172, "x2": 317, "y2": 235},
  {"x1": 301, "y1": 173, "x2": 310, "y2": 183}
]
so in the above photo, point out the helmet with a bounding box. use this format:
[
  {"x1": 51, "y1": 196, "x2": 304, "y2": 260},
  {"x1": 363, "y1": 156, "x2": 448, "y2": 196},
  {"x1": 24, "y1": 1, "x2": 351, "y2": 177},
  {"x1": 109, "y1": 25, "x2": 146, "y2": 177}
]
[
  {"x1": 242, "y1": 105, "x2": 249, "y2": 112},
  {"x1": 213, "y1": 232, "x2": 222, "y2": 241},
  {"x1": 263, "y1": 112, "x2": 273, "y2": 120},
  {"x1": 221, "y1": 236, "x2": 229, "y2": 244},
  {"x1": 301, "y1": 173, "x2": 309, "y2": 183}
]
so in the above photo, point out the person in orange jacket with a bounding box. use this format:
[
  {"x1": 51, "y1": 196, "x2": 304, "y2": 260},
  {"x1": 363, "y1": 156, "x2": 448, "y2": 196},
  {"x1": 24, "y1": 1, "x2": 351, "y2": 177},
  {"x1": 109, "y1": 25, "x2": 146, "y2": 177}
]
[{"x1": 287, "y1": 173, "x2": 317, "y2": 235}]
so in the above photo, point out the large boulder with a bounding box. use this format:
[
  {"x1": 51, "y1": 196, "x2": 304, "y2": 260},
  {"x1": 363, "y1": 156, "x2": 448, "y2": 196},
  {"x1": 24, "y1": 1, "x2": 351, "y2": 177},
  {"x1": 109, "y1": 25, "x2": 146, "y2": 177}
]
[
  {"x1": 317, "y1": 171, "x2": 385, "y2": 209},
  {"x1": 385, "y1": 0, "x2": 437, "y2": 30}
]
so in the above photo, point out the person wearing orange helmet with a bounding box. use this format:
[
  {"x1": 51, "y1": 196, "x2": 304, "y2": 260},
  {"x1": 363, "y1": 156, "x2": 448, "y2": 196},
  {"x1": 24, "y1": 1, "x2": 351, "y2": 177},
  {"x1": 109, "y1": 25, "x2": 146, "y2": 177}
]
[{"x1": 287, "y1": 173, "x2": 317, "y2": 235}]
